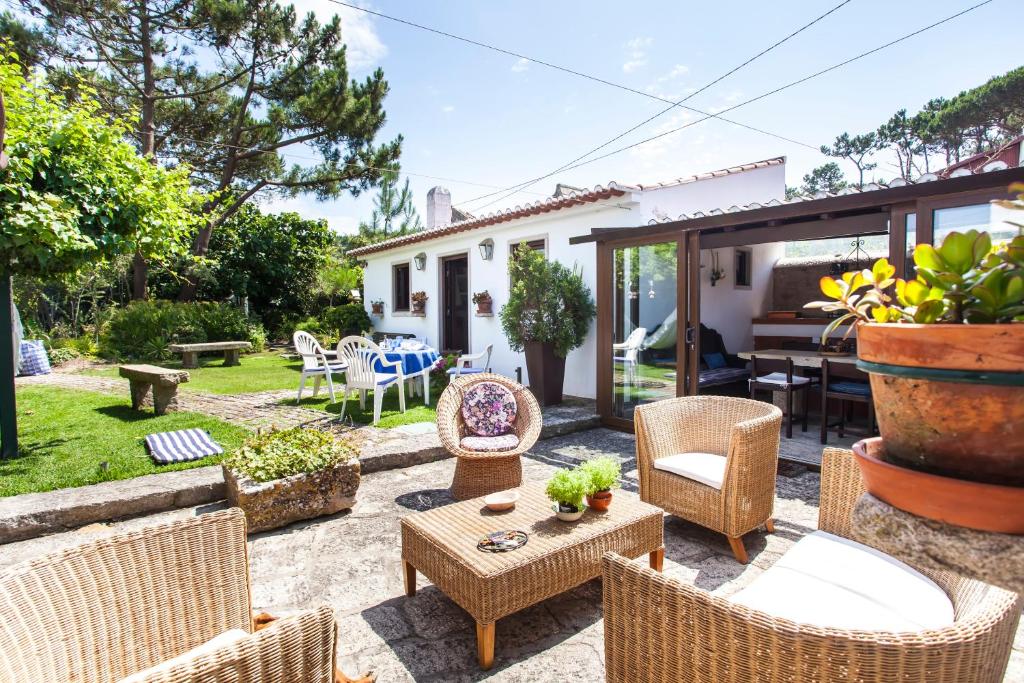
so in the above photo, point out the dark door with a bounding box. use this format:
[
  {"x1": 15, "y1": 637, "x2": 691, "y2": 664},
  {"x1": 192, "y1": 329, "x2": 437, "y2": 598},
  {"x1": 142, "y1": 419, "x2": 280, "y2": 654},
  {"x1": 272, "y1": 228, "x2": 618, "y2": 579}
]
[{"x1": 441, "y1": 255, "x2": 469, "y2": 354}]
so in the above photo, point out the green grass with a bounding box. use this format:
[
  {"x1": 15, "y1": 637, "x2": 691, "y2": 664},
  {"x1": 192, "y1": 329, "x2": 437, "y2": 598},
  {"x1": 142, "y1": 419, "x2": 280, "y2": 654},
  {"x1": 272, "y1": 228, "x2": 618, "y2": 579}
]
[
  {"x1": 2, "y1": 386, "x2": 248, "y2": 497},
  {"x1": 291, "y1": 389, "x2": 438, "y2": 429},
  {"x1": 82, "y1": 352, "x2": 304, "y2": 394}
]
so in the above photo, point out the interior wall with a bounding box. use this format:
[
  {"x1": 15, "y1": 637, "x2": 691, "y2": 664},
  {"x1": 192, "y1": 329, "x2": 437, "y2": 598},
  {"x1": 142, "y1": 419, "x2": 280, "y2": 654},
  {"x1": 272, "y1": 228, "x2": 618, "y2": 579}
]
[{"x1": 698, "y1": 242, "x2": 784, "y2": 355}]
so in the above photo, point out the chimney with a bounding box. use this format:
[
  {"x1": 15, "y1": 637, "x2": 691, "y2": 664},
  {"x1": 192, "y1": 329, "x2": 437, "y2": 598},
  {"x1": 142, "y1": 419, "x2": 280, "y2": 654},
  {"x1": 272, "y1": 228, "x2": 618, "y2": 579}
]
[{"x1": 426, "y1": 186, "x2": 452, "y2": 230}]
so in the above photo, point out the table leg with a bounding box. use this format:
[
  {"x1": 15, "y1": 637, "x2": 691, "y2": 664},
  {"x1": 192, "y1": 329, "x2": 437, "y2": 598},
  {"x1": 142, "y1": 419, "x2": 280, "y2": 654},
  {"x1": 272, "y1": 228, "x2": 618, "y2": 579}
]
[
  {"x1": 182, "y1": 351, "x2": 198, "y2": 369},
  {"x1": 649, "y1": 547, "x2": 664, "y2": 572},
  {"x1": 476, "y1": 621, "x2": 495, "y2": 670},
  {"x1": 403, "y1": 561, "x2": 416, "y2": 597},
  {"x1": 224, "y1": 349, "x2": 241, "y2": 366}
]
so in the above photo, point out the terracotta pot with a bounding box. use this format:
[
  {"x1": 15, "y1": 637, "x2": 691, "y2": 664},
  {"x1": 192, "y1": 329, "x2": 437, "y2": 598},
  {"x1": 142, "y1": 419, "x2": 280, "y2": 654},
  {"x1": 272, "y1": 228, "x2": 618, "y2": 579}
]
[
  {"x1": 412, "y1": 301, "x2": 425, "y2": 314},
  {"x1": 554, "y1": 503, "x2": 585, "y2": 522},
  {"x1": 524, "y1": 341, "x2": 565, "y2": 406},
  {"x1": 852, "y1": 437, "x2": 1024, "y2": 534},
  {"x1": 857, "y1": 323, "x2": 1024, "y2": 486},
  {"x1": 476, "y1": 300, "x2": 493, "y2": 315},
  {"x1": 586, "y1": 490, "x2": 613, "y2": 511}
]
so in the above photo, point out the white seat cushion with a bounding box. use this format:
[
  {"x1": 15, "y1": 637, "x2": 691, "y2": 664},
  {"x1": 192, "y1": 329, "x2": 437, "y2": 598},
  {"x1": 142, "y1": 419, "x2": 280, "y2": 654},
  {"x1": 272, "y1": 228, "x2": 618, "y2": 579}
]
[
  {"x1": 753, "y1": 372, "x2": 811, "y2": 385},
  {"x1": 119, "y1": 629, "x2": 248, "y2": 682},
  {"x1": 652, "y1": 452, "x2": 727, "y2": 489},
  {"x1": 729, "y1": 530, "x2": 954, "y2": 632}
]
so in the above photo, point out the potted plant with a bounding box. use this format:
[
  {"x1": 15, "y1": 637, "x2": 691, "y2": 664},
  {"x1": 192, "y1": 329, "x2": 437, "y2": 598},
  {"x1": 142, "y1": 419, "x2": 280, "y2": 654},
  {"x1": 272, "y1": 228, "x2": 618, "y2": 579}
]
[
  {"x1": 411, "y1": 291, "x2": 428, "y2": 314},
  {"x1": 545, "y1": 468, "x2": 589, "y2": 522},
  {"x1": 500, "y1": 244, "x2": 596, "y2": 405},
  {"x1": 223, "y1": 427, "x2": 360, "y2": 533},
  {"x1": 371, "y1": 300, "x2": 384, "y2": 316},
  {"x1": 473, "y1": 290, "x2": 493, "y2": 315},
  {"x1": 807, "y1": 223, "x2": 1024, "y2": 531},
  {"x1": 581, "y1": 457, "x2": 621, "y2": 511}
]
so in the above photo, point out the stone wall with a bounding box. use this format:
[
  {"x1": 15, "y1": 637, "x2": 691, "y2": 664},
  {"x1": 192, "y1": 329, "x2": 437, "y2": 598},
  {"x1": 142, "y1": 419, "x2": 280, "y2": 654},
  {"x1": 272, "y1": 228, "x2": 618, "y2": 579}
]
[{"x1": 771, "y1": 256, "x2": 878, "y2": 314}]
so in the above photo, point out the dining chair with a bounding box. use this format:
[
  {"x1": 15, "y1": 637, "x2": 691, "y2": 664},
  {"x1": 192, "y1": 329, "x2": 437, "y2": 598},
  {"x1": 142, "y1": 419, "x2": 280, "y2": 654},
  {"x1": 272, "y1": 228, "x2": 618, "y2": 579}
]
[
  {"x1": 335, "y1": 336, "x2": 406, "y2": 425},
  {"x1": 293, "y1": 331, "x2": 347, "y2": 404},
  {"x1": 749, "y1": 355, "x2": 817, "y2": 439},
  {"x1": 820, "y1": 358, "x2": 875, "y2": 444},
  {"x1": 447, "y1": 344, "x2": 494, "y2": 383}
]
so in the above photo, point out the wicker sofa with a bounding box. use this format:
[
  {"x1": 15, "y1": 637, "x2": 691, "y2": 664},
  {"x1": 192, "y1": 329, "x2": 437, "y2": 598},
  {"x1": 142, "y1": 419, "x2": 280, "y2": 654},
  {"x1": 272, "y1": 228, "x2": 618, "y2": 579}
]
[
  {"x1": 634, "y1": 395, "x2": 783, "y2": 563},
  {"x1": 0, "y1": 509, "x2": 343, "y2": 683},
  {"x1": 602, "y1": 447, "x2": 1023, "y2": 683}
]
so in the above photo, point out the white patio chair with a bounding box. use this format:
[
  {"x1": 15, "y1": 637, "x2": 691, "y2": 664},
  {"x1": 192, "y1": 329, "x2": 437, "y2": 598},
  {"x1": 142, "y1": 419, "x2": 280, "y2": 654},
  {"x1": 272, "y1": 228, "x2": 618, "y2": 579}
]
[
  {"x1": 293, "y1": 331, "x2": 347, "y2": 404},
  {"x1": 335, "y1": 336, "x2": 406, "y2": 425},
  {"x1": 447, "y1": 344, "x2": 494, "y2": 383},
  {"x1": 613, "y1": 327, "x2": 647, "y2": 385}
]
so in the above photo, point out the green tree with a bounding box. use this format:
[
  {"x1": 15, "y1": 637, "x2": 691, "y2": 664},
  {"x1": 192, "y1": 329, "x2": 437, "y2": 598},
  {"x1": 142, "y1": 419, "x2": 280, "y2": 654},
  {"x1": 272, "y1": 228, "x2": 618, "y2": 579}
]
[
  {"x1": 358, "y1": 172, "x2": 423, "y2": 238},
  {"x1": 0, "y1": 12, "x2": 52, "y2": 73},
  {"x1": 32, "y1": 0, "x2": 402, "y2": 300},
  {"x1": 802, "y1": 162, "x2": 848, "y2": 195},
  {"x1": 820, "y1": 132, "x2": 877, "y2": 187}
]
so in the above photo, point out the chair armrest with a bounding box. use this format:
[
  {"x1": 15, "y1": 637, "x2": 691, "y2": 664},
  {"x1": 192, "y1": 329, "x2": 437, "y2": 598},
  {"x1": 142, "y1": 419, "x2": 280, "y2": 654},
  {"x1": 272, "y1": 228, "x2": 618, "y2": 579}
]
[
  {"x1": 816, "y1": 447, "x2": 865, "y2": 539},
  {"x1": 121, "y1": 607, "x2": 337, "y2": 683},
  {"x1": 376, "y1": 353, "x2": 404, "y2": 375},
  {"x1": 720, "y1": 407, "x2": 782, "y2": 531}
]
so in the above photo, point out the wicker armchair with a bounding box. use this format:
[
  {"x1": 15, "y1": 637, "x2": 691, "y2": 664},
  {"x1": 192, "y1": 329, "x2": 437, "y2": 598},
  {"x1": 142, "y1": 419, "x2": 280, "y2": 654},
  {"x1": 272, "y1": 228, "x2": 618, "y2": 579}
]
[
  {"x1": 602, "y1": 447, "x2": 1023, "y2": 683},
  {"x1": 634, "y1": 395, "x2": 783, "y2": 563},
  {"x1": 0, "y1": 509, "x2": 340, "y2": 683},
  {"x1": 436, "y1": 372, "x2": 543, "y2": 500}
]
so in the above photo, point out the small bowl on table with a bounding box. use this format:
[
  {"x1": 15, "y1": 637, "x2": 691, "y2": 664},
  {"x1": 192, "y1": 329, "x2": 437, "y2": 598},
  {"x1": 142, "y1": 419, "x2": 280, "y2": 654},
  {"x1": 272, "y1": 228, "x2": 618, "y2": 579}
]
[{"x1": 483, "y1": 490, "x2": 520, "y2": 512}]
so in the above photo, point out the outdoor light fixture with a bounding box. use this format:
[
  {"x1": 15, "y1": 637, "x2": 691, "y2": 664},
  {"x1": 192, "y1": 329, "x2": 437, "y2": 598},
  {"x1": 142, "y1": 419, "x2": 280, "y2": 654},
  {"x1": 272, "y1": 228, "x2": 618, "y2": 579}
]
[
  {"x1": 478, "y1": 238, "x2": 494, "y2": 261},
  {"x1": 414, "y1": 252, "x2": 427, "y2": 270},
  {"x1": 648, "y1": 279, "x2": 656, "y2": 299}
]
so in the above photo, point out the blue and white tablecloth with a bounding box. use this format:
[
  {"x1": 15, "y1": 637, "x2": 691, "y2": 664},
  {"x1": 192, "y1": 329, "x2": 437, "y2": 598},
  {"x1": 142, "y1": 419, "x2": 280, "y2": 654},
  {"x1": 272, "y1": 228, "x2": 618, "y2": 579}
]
[{"x1": 371, "y1": 348, "x2": 440, "y2": 376}]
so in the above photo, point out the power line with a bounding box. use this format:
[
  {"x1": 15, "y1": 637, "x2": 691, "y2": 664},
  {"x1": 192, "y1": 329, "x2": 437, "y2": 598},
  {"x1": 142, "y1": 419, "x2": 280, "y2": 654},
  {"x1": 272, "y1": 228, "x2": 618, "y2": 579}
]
[
  {"x1": 464, "y1": 0, "x2": 994, "y2": 213},
  {"x1": 324, "y1": 0, "x2": 819, "y2": 151},
  {"x1": 459, "y1": 0, "x2": 853, "y2": 209}
]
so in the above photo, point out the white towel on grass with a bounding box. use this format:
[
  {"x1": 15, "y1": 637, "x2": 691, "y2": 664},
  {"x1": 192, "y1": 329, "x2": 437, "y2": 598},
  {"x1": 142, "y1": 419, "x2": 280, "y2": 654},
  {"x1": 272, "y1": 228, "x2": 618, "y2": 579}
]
[{"x1": 144, "y1": 428, "x2": 223, "y2": 464}]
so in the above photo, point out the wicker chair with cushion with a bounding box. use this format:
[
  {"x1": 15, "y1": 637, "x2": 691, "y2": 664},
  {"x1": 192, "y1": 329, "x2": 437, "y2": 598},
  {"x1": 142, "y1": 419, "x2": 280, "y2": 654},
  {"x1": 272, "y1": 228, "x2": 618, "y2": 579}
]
[
  {"x1": 436, "y1": 372, "x2": 543, "y2": 500},
  {"x1": 602, "y1": 447, "x2": 1023, "y2": 683},
  {"x1": 0, "y1": 508, "x2": 354, "y2": 683},
  {"x1": 634, "y1": 395, "x2": 783, "y2": 563}
]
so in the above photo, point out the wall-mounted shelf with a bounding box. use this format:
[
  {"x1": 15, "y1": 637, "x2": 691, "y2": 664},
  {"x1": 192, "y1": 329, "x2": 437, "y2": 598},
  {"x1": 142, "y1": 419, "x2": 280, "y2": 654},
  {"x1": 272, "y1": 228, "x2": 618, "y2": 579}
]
[{"x1": 475, "y1": 312, "x2": 494, "y2": 317}]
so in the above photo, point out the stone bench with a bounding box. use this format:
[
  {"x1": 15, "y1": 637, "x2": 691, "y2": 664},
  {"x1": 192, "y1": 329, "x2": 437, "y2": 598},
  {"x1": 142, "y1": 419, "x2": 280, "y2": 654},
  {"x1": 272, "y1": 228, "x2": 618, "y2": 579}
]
[
  {"x1": 119, "y1": 364, "x2": 190, "y2": 416},
  {"x1": 167, "y1": 341, "x2": 252, "y2": 368}
]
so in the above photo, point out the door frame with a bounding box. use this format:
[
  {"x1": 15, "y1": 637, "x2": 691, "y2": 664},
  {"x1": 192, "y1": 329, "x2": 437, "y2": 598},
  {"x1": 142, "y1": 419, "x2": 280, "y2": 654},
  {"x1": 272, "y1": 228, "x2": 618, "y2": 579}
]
[{"x1": 437, "y1": 251, "x2": 471, "y2": 355}]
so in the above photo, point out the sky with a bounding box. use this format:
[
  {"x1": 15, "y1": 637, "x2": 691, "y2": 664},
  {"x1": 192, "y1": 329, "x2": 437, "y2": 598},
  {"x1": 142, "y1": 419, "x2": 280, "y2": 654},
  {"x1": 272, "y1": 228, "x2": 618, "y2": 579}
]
[{"x1": 248, "y1": 1, "x2": 1021, "y2": 233}]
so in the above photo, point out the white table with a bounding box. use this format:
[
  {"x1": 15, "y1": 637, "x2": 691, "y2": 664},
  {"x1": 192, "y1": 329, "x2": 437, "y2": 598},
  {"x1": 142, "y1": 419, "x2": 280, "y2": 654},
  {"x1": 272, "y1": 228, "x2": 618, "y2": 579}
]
[{"x1": 737, "y1": 349, "x2": 858, "y2": 368}]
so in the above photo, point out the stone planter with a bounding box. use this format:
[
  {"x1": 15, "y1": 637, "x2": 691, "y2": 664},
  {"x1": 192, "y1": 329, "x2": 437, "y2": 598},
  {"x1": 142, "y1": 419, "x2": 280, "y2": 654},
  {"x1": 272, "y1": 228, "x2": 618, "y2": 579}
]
[{"x1": 224, "y1": 459, "x2": 361, "y2": 533}]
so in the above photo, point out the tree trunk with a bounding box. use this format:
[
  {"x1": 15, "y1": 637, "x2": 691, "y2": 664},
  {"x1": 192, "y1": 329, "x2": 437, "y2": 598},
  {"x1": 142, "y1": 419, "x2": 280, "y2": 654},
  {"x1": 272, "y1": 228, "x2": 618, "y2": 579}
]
[
  {"x1": 0, "y1": 275, "x2": 17, "y2": 458},
  {"x1": 133, "y1": 0, "x2": 156, "y2": 301}
]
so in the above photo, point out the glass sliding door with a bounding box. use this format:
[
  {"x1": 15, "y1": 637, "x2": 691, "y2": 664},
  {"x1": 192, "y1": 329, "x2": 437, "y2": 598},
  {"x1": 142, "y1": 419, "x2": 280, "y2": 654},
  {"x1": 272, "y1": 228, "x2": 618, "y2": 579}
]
[{"x1": 610, "y1": 240, "x2": 680, "y2": 420}]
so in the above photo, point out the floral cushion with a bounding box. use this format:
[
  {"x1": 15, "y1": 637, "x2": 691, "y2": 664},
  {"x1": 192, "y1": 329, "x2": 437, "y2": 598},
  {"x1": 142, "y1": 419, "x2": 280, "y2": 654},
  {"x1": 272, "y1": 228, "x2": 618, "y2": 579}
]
[
  {"x1": 461, "y1": 381, "x2": 518, "y2": 436},
  {"x1": 460, "y1": 434, "x2": 520, "y2": 452}
]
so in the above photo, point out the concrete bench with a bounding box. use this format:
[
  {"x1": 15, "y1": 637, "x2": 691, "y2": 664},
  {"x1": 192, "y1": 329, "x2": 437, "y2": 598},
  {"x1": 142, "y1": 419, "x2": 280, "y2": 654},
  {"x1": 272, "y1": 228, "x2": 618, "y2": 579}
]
[
  {"x1": 167, "y1": 341, "x2": 252, "y2": 368},
  {"x1": 119, "y1": 364, "x2": 190, "y2": 416}
]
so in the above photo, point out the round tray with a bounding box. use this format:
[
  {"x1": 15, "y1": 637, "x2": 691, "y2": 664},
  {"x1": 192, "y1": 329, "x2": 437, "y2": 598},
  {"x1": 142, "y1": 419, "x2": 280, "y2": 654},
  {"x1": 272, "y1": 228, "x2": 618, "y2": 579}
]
[
  {"x1": 477, "y1": 530, "x2": 529, "y2": 553},
  {"x1": 852, "y1": 437, "x2": 1024, "y2": 534}
]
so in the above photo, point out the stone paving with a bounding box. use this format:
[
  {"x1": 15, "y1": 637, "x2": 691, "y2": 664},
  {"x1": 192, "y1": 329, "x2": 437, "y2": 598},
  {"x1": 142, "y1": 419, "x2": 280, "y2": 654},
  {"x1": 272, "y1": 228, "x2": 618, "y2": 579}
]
[{"x1": 1, "y1": 429, "x2": 1020, "y2": 682}]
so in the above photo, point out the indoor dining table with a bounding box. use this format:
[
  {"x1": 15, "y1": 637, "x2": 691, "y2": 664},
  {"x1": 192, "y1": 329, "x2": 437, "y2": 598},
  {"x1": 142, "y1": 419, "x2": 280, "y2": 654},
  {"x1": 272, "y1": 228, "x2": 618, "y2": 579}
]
[{"x1": 737, "y1": 348, "x2": 858, "y2": 368}]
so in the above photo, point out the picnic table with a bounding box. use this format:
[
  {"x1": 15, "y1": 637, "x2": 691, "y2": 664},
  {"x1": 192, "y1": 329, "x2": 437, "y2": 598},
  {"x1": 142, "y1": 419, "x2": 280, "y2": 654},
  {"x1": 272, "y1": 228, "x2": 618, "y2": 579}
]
[
  {"x1": 168, "y1": 341, "x2": 252, "y2": 368},
  {"x1": 119, "y1": 364, "x2": 190, "y2": 416}
]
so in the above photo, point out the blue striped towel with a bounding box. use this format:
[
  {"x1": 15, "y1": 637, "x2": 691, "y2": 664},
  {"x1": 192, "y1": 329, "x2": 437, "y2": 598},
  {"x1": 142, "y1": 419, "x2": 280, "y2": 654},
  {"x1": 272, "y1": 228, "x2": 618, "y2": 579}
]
[{"x1": 144, "y1": 428, "x2": 224, "y2": 464}]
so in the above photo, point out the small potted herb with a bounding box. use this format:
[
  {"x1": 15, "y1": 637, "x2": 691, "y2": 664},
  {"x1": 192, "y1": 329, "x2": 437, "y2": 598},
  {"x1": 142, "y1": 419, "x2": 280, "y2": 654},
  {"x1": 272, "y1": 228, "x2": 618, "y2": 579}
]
[
  {"x1": 545, "y1": 468, "x2": 589, "y2": 521},
  {"x1": 370, "y1": 299, "x2": 384, "y2": 316},
  {"x1": 411, "y1": 291, "x2": 428, "y2": 314},
  {"x1": 224, "y1": 427, "x2": 360, "y2": 533},
  {"x1": 581, "y1": 457, "x2": 621, "y2": 511},
  {"x1": 473, "y1": 290, "x2": 493, "y2": 315}
]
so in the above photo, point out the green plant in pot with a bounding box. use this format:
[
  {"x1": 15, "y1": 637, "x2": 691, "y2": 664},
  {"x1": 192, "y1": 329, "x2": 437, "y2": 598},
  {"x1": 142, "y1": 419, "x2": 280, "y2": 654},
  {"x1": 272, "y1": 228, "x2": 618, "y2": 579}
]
[
  {"x1": 500, "y1": 244, "x2": 596, "y2": 405},
  {"x1": 545, "y1": 468, "x2": 590, "y2": 522},
  {"x1": 581, "y1": 457, "x2": 621, "y2": 511},
  {"x1": 411, "y1": 291, "x2": 428, "y2": 314},
  {"x1": 472, "y1": 290, "x2": 493, "y2": 314},
  {"x1": 807, "y1": 216, "x2": 1024, "y2": 532},
  {"x1": 370, "y1": 299, "x2": 384, "y2": 315}
]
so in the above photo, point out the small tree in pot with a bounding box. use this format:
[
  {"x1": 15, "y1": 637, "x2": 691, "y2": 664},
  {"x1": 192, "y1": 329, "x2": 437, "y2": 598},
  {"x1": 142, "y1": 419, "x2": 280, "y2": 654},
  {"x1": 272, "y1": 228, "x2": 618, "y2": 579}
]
[{"x1": 500, "y1": 245, "x2": 596, "y2": 405}]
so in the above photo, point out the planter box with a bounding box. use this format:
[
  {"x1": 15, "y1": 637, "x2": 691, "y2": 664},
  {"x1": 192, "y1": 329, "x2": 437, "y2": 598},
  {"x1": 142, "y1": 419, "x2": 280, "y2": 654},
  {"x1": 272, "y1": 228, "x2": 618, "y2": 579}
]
[{"x1": 224, "y1": 459, "x2": 361, "y2": 533}]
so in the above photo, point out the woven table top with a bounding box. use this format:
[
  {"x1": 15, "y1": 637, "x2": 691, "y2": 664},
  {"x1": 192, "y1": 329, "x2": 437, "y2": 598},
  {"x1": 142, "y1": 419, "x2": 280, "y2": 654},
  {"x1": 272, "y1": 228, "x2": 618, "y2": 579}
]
[{"x1": 401, "y1": 483, "x2": 663, "y2": 579}]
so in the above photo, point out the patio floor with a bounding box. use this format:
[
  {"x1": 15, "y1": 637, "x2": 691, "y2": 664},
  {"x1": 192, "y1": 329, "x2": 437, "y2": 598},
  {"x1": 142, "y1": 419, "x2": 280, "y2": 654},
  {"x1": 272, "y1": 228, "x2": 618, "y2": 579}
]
[{"x1": 0, "y1": 430, "x2": 1019, "y2": 681}]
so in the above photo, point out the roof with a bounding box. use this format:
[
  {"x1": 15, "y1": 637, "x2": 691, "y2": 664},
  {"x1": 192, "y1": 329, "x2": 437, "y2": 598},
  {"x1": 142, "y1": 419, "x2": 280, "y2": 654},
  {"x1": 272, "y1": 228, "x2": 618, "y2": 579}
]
[
  {"x1": 347, "y1": 156, "x2": 787, "y2": 258},
  {"x1": 937, "y1": 136, "x2": 1023, "y2": 178}
]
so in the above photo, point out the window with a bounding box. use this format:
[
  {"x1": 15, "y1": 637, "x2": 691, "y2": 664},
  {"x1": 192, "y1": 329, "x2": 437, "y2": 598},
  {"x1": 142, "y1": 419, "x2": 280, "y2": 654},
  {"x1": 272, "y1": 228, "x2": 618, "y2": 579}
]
[
  {"x1": 933, "y1": 203, "x2": 1017, "y2": 246},
  {"x1": 734, "y1": 247, "x2": 752, "y2": 288},
  {"x1": 392, "y1": 263, "x2": 410, "y2": 311},
  {"x1": 510, "y1": 238, "x2": 546, "y2": 260}
]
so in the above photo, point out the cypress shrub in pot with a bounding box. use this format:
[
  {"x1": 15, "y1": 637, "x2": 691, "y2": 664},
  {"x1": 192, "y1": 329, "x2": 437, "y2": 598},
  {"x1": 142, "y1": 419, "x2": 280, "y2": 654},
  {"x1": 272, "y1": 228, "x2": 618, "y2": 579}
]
[{"x1": 500, "y1": 244, "x2": 595, "y2": 405}]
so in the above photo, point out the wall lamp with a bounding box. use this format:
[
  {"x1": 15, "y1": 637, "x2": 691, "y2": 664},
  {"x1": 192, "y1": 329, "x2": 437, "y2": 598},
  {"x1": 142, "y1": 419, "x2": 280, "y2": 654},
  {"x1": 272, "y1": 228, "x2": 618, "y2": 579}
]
[
  {"x1": 478, "y1": 238, "x2": 494, "y2": 261},
  {"x1": 414, "y1": 252, "x2": 427, "y2": 271}
]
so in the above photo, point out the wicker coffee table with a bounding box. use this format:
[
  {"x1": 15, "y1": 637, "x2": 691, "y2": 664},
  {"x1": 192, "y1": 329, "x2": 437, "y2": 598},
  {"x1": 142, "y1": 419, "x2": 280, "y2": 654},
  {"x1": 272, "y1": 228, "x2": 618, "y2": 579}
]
[{"x1": 400, "y1": 483, "x2": 664, "y2": 669}]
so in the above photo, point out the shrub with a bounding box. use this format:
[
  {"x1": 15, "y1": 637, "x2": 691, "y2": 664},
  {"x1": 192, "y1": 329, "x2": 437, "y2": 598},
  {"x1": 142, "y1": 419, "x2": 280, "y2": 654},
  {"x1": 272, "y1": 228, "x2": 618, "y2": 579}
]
[
  {"x1": 100, "y1": 300, "x2": 264, "y2": 360},
  {"x1": 47, "y1": 347, "x2": 80, "y2": 366},
  {"x1": 323, "y1": 303, "x2": 371, "y2": 337},
  {"x1": 225, "y1": 427, "x2": 356, "y2": 483},
  {"x1": 544, "y1": 468, "x2": 589, "y2": 511},
  {"x1": 580, "y1": 457, "x2": 622, "y2": 493}
]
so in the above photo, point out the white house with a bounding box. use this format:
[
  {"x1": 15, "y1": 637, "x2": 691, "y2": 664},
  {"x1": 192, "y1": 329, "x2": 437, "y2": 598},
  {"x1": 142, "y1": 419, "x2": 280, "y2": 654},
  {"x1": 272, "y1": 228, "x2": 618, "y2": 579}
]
[{"x1": 347, "y1": 156, "x2": 787, "y2": 401}]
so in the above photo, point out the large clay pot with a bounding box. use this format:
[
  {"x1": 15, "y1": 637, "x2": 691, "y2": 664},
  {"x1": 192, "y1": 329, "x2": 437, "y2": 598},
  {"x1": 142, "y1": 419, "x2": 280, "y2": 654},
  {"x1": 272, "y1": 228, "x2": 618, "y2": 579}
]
[
  {"x1": 476, "y1": 300, "x2": 493, "y2": 315},
  {"x1": 524, "y1": 341, "x2": 565, "y2": 406},
  {"x1": 856, "y1": 323, "x2": 1024, "y2": 486}
]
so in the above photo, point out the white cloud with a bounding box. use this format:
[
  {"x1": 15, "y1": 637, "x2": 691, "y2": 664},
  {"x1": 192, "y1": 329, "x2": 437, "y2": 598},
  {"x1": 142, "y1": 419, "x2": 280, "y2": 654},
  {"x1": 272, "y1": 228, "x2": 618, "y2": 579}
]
[
  {"x1": 511, "y1": 57, "x2": 529, "y2": 73},
  {"x1": 441, "y1": 105, "x2": 455, "y2": 113},
  {"x1": 622, "y1": 59, "x2": 647, "y2": 73},
  {"x1": 622, "y1": 36, "x2": 652, "y2": 73},
  {"x1": 657, "y1": 64, "x2": 689, "y2": 82},
  {"x1": 292, "y1": 0, "x2": 387, "y2": 71}
]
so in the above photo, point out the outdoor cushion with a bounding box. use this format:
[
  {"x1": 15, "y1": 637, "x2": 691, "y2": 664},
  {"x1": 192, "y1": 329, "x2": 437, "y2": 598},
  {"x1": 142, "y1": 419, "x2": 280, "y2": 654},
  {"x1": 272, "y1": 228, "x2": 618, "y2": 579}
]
[
  {"x1": 460, "y1": 433, "x2": 520, "y2": 452},
  {"x1": 118, "y1": 628, "x2": 248, "y2": 683},
  {"x1": 702, "y1": 352, "x2": 727, "y2": 370},
  {"x1": 375, "y1": 373, "x2": 398, "y2": 386},
  {"x1": 752, "y1": 372, "x2": 812, "y2": 386},
  {"x1": 729, "y1": 530, "x2": 955, "y2": 632},
  {"x1": 461, "y1": 381, "x2": 518, "y2": 436},
  {"x1": 653, "y1": 452, "x2": 727, "y2": 489},
  {"x1": 698, "y1": 366, "x2": 748, "y2": 388},
  {"x1": 830, "y1": 380, "x2": 872, "y2": 396},
  {"x1": 145, "y1": 428, "x2": 224, "y2": 464}
]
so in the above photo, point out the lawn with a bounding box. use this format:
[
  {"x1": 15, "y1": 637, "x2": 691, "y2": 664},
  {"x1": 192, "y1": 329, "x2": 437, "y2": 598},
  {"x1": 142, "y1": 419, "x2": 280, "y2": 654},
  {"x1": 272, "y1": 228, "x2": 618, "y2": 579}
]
[
  {"x1": 292, "y1": 390, "x2": 438, "y2": 429},
  {"x1": 2, "y1": 386, "x2": 248, "y2": 497},
  {"x1": 83, "y1": 351, "x2": 304, "y2": 394}
]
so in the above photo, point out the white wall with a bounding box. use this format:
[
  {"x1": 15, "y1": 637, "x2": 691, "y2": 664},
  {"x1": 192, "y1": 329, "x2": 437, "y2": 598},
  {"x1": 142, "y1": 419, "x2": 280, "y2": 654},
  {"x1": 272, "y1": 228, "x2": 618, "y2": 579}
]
[{"x1": 638, "y1": 163, "x2": 786, "y2": 221}]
